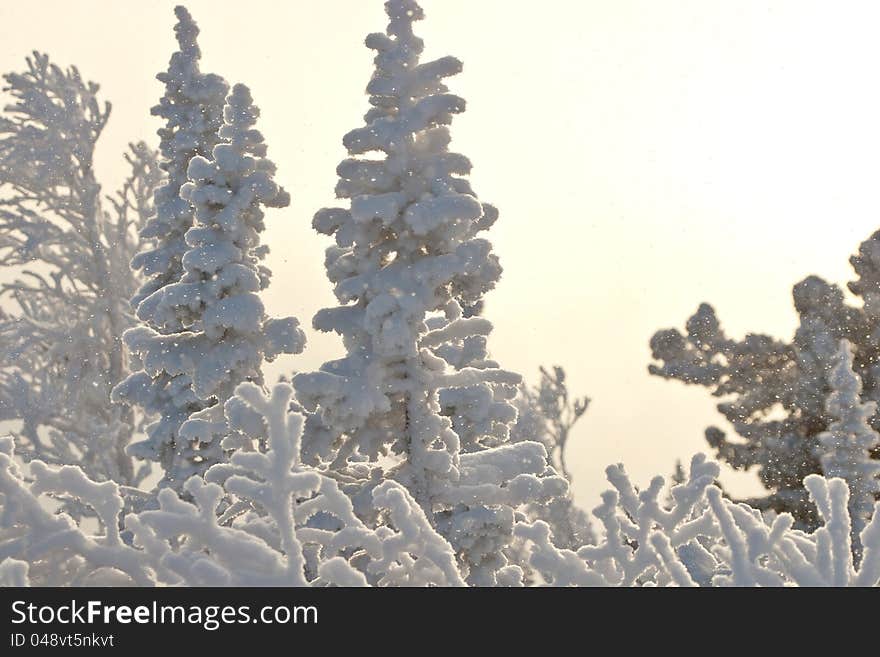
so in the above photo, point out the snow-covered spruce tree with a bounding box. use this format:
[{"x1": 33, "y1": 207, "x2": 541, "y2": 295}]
[
  {"x1": 0, "y1": 52, "x2": 161, "y2": 489},
  {"x1": 816, "y1": 340, "x2": 880, "y2": 558},
  {"x1": 121, "y1": 83, "x2": 304, "y2": 489},
  {"x1": 649, "y1": 235, "x2": 880, "y2": 526},
  {"x1": 112, "y1": 6, "x2": 229, "y2": 491},
  {"x1": 294, "y1": 0, "x2": 566, "y2": 585}
]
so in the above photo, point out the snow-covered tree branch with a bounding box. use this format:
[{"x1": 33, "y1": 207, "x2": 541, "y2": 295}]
[{"x1": 515, "y1": 455, "x2": 880, "y2": 587}]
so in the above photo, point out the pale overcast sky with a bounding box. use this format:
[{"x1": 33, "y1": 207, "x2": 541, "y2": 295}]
[{"x1": 3, "y1": 0, "x2": 880, "y2": 509}]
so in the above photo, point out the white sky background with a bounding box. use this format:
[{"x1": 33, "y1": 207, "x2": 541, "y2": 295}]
[{"x1": 3, "y1": 0, "x2": 880, "y2": 510}]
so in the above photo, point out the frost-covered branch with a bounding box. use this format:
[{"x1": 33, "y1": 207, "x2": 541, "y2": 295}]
[
  {"x1": 515, "y1": 366, "x2": 589, "y2": 481},
  {"x1": 0, "y1": 51, "x2": 161, "y2": 490},
  {"x1": 510, "y1": 366, "x2": 593, "y2": 550}
]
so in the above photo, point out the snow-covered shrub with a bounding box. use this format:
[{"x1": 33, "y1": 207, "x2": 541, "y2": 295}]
[
  {"x1": 0, "y1": 435, "x2": 157, "y2": 586},
  {"x1": 649, "y1": 234, "x2": 880, "y2": 526},
  {"x1": 515, "y1": 455, "x2": 880, "y2": 587},
  {"x1": 113, "y1": 6, "x2": 230, "y2": 491},
  {"x1": 118, "y1": 81, "x2": 304, "y2": 488},
  {"x1": 0, "y1": 52, "x2": 161, "y2": 489}
]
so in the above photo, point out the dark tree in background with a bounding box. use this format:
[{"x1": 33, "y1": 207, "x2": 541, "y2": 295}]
[{"x1": 650, "y1": 230, "x2": 880, "y2": 526}]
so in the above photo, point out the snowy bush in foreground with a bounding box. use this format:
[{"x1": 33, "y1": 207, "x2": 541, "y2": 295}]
[
  {"x1": 514, "y1": 455, "x2": 880, "y2": 587},
  {"x1": 3, "y1": 435, "x2": 878, "y2": 586},
  {"x1": 0, "y1": 383, "x2": 464, "y2": 587},
  {"x1": 0, "y1": 52, "x2": 161, "y2": 490}
]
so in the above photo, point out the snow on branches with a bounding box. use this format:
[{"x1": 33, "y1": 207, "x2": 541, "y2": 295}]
[
  {"x1": 293, "y1": 0, "x2": 507, "y2": 499},
  {"x1": 130, "y1": 5, "x2": 229, "y2": 313},
  {"x1": 2, "y1": 0, "x2": 879, "y2": 590},
  {"x1": 510, "y1": 366, "x2": 594, "y2": 550}
]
